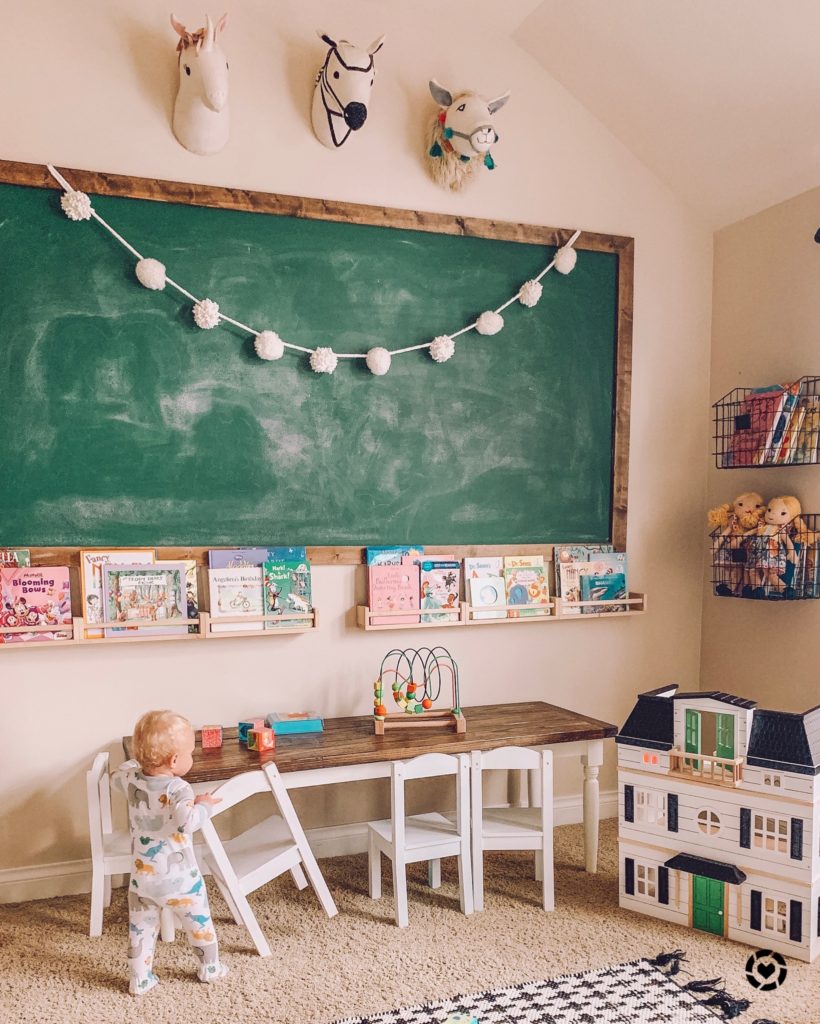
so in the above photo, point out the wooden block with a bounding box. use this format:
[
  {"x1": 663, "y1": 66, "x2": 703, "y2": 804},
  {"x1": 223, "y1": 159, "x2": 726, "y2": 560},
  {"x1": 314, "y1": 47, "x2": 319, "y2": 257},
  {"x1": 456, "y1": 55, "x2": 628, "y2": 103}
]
[
  {"x1": 238, "y1": 718, "x2": 265, "y2": 744},
  {"x1": 201, "y1": 725, "x2": 223, "y2": 749},
  {"x1": 248, "y1": 727, "x2": 275, "y2": 752}
]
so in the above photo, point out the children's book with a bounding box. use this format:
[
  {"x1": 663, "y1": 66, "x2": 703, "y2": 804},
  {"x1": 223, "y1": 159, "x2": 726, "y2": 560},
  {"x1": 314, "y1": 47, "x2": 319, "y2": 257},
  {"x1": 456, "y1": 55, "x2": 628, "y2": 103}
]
[
  {"x1": 0, "y1": 549, "x2": 31, "y2": 568},
  {"x1": 464, "y1": 556, "x2": 505, "y2": 619},
  {"x1": 80, "y1": 548, "x2": 155, "y2": 639},
  {"x1": 183, "y1": 560, "x2": 200, "y2": 634},
  {"x1": 792, "y1": 396, "x2": 820, "y2": 464},
  {"x1": 419, "y1": 560, "x2": 461, "y2": 622},
  {"x1": 552, "y1": 544, "x2": 614, "y2": 596},
  {"x1": 774, "y1": 402, "x2": 806, "y2": 463},
  {"x1": 503, "y1": 555, "x2": 550, "y2": 618},
  {"x1": 365, "y1": 545, "x2": 425, "y2": 567},
  {"x1": 580, "y1": 571, "x2": 627, "y2": 613},
  {"x1": 265, "y1": 711, "x2": 324, "y2": 735},
  {"x1": 760, "y1": 380, "x2": 802, "y2": 464},
  {"x1": 102, "y1": 563, "x2": 187, "y2": 638},
  {"x1": 208, "y1": 566, "x2": 265, "y2": 633},
  {"x1": 560, "y1": 552, "x2": 627, "y2": 615},
  {"x1": 723, "y1": 384, "x2": 789, "y2": 467},
  {"x1": 0, "y1": 567, "x2": 72, "y2": 643},
  {"x1": 369, "y1": 559, "x2": 420, "y2": 625},
  {"x1": 208, "y1": 548, "x2": 269, "y2": 569},
  {"x1": 263, "y1": 560, "x2": 312, "y2": 629}
]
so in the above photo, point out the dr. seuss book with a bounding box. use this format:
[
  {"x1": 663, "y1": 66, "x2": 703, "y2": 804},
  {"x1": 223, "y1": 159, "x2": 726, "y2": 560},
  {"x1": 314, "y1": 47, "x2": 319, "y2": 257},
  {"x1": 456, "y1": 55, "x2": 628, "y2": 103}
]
[
  {"x1": 0, "y1": 567, "x2": 71, "y2": 643},
  {"x1": 468, "y1": 574, "x2": 507, "y2": 620},
  {"x1": 263, "y1": 559, "x2": 312, "y2": 629},
  {"x1": 0, "y1": 549, "x2": 31, "y2": 568},
  {"x1": 552, "y1": 543, "x2": 614, "y2": 596},
  {"x1": 419, "y1": 560, "x2": 461, "y2": 622},
  {"x1": 369, "y1": 559, "x2": 420, "y2": 625},
  {"x1": 102, "y1": 563, "x2": 187, "y2": 638},
  {"x1": 80, "y1": 549, "x2": 155, "y2": 639},
  {"x1": 580, "y1": 570, "x2": 627, "y2": 613},
  {"x1": 208, "y1": 566, "x2": 265, "y2": 633},
  {"x1": 503, "y1": 555, "x2": 550, "y2": 618}
]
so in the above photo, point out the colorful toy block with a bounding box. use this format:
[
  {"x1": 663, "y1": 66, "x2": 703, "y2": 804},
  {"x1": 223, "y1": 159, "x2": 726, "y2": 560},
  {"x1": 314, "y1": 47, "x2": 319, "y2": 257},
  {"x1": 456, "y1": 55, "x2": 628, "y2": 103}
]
[
  {"x1": 247, "y1": 727, "x2": 275, "y2": 752},
  {"x1": 201, "y1": 725, "x2": 223, "y2": 749},
  {"x1": 238, "y1": 718, "x2": 265, "y2": 744}
]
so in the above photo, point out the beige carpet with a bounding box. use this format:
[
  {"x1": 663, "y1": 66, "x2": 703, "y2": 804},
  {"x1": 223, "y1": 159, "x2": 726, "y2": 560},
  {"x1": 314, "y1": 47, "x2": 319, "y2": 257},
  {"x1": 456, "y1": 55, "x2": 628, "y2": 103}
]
[{"x1": 0, "y1": 820, "x2": 816, "y2": 1024}]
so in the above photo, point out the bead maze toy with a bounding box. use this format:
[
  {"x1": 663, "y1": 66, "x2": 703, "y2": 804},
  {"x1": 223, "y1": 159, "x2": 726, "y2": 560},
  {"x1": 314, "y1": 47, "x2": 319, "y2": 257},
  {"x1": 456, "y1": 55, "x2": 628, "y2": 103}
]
[{"x1": 372, "y1": 646, "x2": 465, "y2": 734}]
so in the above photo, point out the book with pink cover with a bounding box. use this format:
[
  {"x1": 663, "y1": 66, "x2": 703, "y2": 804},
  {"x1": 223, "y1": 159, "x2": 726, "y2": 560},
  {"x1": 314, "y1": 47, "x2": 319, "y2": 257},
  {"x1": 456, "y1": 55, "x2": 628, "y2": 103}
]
[
  {"x1": 0, "y1": 567, "x2": 72, "y2": 643},
  {"x1": 419, "y1": 560, "x2": 461, "y2": 622},
  {"x1": 369, "y1": 559, "x2": 420, "y2": 625}
]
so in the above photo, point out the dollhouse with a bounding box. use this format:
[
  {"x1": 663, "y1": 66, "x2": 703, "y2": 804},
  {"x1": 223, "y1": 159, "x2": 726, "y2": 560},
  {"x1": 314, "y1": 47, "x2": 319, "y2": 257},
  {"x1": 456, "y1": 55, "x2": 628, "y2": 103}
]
[{"x1": 617, "y1": 685, "x2": 820, "y2": 961}]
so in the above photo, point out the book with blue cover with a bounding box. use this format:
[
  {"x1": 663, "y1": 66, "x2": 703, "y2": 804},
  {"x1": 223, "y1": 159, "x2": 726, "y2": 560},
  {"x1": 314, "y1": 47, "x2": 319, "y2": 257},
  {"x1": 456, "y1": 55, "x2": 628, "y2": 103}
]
[
  {"x1": 265, "y1": 711, "x2": 324, "y2": 735},
  {"x1": 580, "y1": 570, "x2": 627, "y2": 613},
  {"x1": 366, "y1": 545, "x2": 425, "y2": 567},
  {"x1": 209, "y1": 547, "x2": 307, "y2": 569}
]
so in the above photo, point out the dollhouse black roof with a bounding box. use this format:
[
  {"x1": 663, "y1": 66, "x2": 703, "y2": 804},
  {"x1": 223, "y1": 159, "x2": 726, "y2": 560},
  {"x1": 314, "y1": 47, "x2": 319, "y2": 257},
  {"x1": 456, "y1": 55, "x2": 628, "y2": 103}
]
[
  {"x1": 615, "y1": 686, "x2": 676, "y2": 750},
  {"x1": 670, "y1": 691, "x2": 757, "y2": 710},
  {"x1": 664, "y1": 854, "x2": 746, "y2": 885},
  {"x1": 746, "y1": 707, "x2": 820, "y2": 776}
]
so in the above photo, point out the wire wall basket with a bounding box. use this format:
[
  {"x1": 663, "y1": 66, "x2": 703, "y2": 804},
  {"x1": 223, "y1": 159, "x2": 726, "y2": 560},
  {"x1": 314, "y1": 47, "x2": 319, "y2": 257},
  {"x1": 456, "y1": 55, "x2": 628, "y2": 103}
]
[{"x1": 710, "y1": 513, "x2": 820, "y2": 600}]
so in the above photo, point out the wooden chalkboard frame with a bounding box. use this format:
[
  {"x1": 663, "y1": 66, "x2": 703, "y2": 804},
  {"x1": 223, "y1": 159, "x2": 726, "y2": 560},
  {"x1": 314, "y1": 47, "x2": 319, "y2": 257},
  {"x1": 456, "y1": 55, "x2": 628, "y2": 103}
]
[{"x1": 0, "y1": 159, "x2": 633, "y2": 567}]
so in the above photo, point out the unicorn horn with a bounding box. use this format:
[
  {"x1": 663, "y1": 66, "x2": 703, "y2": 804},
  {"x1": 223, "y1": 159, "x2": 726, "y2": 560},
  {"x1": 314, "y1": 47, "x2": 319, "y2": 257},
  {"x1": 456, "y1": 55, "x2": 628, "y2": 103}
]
[{"x1": 202, "y1": 13, "x2": 215, "y2": 51}]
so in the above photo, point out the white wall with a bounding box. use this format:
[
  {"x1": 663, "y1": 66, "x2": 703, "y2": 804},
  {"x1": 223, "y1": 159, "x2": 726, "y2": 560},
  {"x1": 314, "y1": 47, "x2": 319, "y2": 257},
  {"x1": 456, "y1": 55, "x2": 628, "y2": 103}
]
[
  {"x1": 0, "y1": 0, "x2": 713, "y2": 885},
  {"x1": 703, "y1": 186, "x2": 820, "y2": 711}
]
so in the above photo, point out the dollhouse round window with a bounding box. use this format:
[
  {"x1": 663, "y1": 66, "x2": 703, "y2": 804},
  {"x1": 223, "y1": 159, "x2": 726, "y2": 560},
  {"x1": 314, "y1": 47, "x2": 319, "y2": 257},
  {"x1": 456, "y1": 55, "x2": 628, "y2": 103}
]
[{"x1": 697, "y1": 809, "x2": 721, "y2": 835}]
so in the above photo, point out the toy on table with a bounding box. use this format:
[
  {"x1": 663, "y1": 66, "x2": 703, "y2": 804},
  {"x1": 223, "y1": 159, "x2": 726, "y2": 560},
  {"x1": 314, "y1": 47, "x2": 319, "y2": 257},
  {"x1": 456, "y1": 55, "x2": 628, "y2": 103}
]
[
  {"x1": 248, "y1": 727, "x2": 275, "y2": 752},
  {"x1": 708, "y1": 491, "x2": 765, "y2": 596},
  {"x1": 742, "y1": 495, "x2": 811, "y2": 598},
  {"x1": 265, "y1": 711, "x2": 324, "y2": 735},
  {"x1": 200, "y1": 725, "x2": 223, "y2": 749},
  {"x1": 372, "y1": 646, "x2": 465, "y2": 734},
  {"x1": 238, "y1": 718, "x2": 265, "y2": 744}
]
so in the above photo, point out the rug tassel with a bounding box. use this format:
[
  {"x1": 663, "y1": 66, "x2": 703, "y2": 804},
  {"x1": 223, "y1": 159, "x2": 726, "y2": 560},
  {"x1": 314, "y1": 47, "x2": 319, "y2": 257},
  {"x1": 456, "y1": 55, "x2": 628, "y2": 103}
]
[
  {"x1": 750, "y1": 1019, "x2": 783, "y2": 1024},
  {"x1": 648, "y1": 949, "x2": 687, "y2": 976},
  {"x1": 700, "y1": 989, "x2": 752, "y2": 1019},
  {"x1": 682, "y1": 977, "x2": 723, "y2": 993}
]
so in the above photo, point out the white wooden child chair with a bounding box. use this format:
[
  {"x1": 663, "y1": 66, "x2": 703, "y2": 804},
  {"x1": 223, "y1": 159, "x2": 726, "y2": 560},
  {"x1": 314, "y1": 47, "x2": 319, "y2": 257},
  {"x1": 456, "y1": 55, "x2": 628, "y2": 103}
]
[
  {"x1": 86, "y1": 751, "x2": 174, "y2": 940},
  {"x1": 367, "y1": 752, "x2": 473, "y2": 928},
  {"x1": 470, "y1": 746, "x2": 554, "y2": 912},
  {"x1": 199, "y1": 763, "x2": 338, "y2": 957}
]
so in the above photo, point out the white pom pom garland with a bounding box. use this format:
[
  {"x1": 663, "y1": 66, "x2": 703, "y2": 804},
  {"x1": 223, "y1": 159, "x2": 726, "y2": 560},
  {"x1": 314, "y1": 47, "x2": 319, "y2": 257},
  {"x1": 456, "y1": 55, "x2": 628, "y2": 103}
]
[
  {"x1": 255, "y1": 330, "x2": 285, "y2": 361},
  {"x1": 429, "y1": 335, "x2": 455, "y2": 363},
  {"x1": 554, "y1": 245, "x2": 577, "y2": 274},
  {"x1": 310, "y1": 347, "x2": 338, "y2": 374},
  {"x1": 60, "y1": 190, "x2": 92, "y2": 222},
  {"x1": 476, "y1": 310, "x2": 504, "y2": 336},
  {"x1": 518, "y1": 280, "x2": 542, "y2": 307},
  {"x1": 193, "y1": 298, "x2": 220, "y2": 329},
  {"x1": 135, "y1": 258, "x2": 167, "y2": 291},
  {"x1": 366, "y1": 347, "x2": 391, "y2": 376}
]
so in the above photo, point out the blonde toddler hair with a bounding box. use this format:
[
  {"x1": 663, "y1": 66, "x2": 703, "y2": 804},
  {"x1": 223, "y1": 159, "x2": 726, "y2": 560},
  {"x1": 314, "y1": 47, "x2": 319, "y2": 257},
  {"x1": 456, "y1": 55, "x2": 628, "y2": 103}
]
[{"x1": 132, "y1": 710, "x2": 192, "y2": 771}]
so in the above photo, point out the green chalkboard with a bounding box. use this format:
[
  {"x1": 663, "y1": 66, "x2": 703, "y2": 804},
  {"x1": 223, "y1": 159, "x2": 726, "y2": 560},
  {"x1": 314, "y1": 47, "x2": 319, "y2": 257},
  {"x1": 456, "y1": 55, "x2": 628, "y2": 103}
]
[{"x1": 0, "y1": 164, "x2": 632, "y2": 548}]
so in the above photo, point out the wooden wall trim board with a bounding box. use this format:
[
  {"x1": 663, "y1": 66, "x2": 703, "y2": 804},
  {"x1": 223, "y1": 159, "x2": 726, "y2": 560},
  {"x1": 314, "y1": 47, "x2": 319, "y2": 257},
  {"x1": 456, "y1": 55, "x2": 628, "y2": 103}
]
[{"x1": 0, "y1": 159, "x2": 633, "y2": 552}]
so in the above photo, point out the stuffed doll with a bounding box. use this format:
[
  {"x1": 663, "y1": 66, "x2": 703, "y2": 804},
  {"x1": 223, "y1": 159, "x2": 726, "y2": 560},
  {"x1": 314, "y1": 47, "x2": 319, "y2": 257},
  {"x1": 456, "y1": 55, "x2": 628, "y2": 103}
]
[
  {"x1": 743, "y1": 495, "x2": 806, "y2": 597},
  {"x1": 708, "y1": 492, "x2": 765, "y2": 596}
]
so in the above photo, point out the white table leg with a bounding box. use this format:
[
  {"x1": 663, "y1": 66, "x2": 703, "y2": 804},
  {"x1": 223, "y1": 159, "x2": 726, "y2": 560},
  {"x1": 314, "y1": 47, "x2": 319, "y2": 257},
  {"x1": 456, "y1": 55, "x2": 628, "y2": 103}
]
[{"x1": 581, "y1": 739, "x2": 604, "y2": 873}]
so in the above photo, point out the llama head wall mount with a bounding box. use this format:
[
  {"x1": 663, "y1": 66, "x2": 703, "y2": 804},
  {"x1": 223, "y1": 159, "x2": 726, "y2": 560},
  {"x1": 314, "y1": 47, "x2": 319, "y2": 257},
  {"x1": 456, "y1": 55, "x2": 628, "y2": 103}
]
[{"x1": 426, "y1": 80, "x2": 510, "y2": 191}]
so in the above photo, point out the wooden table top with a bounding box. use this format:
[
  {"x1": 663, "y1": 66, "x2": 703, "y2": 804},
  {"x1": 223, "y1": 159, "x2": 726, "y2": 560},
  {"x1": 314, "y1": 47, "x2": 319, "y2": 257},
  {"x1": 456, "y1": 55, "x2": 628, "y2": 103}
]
[{"x1": 123, "y1": 701, "x2": 618, "y2": 785}]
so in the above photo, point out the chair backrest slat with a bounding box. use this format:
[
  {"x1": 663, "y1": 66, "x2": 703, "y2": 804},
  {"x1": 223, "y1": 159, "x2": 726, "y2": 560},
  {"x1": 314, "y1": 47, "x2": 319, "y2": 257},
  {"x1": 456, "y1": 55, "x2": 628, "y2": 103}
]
[
  {"x1": 207, "y1": 769, "x2": 269, "y2": 816},
  {"x1": 86, "y1": 752, "x2": 110, "y2": 857}
]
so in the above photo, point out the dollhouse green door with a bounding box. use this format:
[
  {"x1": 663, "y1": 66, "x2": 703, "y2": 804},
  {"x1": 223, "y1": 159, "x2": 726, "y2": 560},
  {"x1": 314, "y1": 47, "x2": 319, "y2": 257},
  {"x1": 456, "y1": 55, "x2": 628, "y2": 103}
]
[
  {"x1": 692, "y1": 875, "x2": 724, "y2": 935},
  {"x1": 685, "y1": 709, "x2": 701, "y2": 769},
  {"x1": 715, "y1": 713, "x2": 735, "y2": 760}
]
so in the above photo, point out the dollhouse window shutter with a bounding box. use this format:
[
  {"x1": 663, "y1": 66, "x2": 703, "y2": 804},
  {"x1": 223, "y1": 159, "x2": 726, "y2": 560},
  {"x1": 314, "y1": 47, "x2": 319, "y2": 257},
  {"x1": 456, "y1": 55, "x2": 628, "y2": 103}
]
[
  {"x1": 789, "y1": 900, "x2": 802, "y2": 942},
  {"x1": 750, "y1": 890, "x2": 762, "y2": 931},
  {"x1": 624, "y1": 784, "x2": 634, "y2": 822},
  {"x1": 790, "y1": 818, "x2": 803, "y2": 860},
  {"x1": 739, "y1": 807, "x2": 751, "y2": 848},
  {"x1": 624, "y1": 857, "x2": 635, "y2": 895},
  {"x1": 658, "y1": 866, "x2": 669, "y2": 905},
  {"x1": 667, "y1": 793, "x2": 678, "y2": 832}
]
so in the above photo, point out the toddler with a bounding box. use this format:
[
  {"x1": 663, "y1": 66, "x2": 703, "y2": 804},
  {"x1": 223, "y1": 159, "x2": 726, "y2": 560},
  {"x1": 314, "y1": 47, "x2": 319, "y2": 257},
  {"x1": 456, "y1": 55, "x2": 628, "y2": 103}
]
[{"x1": 115, "y1": 710, "x2": 226, "y2": 995}]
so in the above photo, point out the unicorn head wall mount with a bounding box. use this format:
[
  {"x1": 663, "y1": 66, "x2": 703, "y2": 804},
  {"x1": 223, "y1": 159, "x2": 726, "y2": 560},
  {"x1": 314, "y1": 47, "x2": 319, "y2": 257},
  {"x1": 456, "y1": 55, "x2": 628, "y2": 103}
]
[
  {"x1": 311, "y1": 31, "x2": 386, "y2": 149},
  {"x1": 170, "y1": 12, "x2": 230, "y2": 156},
  {"x1": 426, "y1": 80, "x2": 510, "y2": 191}
]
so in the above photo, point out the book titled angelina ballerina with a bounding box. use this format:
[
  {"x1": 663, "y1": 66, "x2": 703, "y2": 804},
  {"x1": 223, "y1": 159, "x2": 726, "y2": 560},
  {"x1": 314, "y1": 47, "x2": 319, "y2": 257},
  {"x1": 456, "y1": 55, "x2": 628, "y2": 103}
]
[{"x1": 0, "y1": 567, "x2": 72, "y2": 644}]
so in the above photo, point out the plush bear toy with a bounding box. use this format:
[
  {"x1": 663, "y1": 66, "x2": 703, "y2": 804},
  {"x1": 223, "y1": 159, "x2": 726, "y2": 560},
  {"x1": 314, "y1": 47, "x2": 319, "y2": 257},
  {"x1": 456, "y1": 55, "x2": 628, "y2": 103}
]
[
  {"x1": 743, "y1": 495, "x2": 807, "y2": 597},
  {"x1": 708, "y1": 492, "x2": 765, "y2": 596}
]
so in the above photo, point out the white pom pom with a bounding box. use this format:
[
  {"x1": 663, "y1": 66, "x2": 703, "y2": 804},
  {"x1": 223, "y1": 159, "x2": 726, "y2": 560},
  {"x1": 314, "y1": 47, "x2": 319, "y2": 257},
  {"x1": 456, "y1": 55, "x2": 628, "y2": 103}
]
[
  {"x1": 518, "y1": 280, "x2": 542, "y2": 307},
  {"x1": 429, "y1": 335, "x2": 455, "y2": 363},
  {"x1": 193, "y1": 298, "x2": 220, "y2": 329},
  {"x1": 60, "y1": 190, "x2": 92, "y2": 222},
  {"x1": 255, "y1": 330, "x2": 285, "y2": 361},
  {"x1": 366, "y1": 347, "x2": 391, "y2": 376},
  {"x1": 554, "y1": 245, "x2": 577, "y2": 274},
  {"x1": 310, "y1": 347, "x2": 338, "y2": 374},
  {"x1": 135, "y1": 258, "x2": 167, "y2": 291},
  {"x1": 475, "y1": 310, "x2": 504, "y2": 336}
]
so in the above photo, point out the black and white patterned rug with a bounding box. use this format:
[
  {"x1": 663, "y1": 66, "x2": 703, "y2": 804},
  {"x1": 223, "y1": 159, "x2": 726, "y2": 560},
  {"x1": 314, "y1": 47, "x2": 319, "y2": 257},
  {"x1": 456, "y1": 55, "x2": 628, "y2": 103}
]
[{"x1": 333, "y1": 959, "x2": 724, "y2": 1023}]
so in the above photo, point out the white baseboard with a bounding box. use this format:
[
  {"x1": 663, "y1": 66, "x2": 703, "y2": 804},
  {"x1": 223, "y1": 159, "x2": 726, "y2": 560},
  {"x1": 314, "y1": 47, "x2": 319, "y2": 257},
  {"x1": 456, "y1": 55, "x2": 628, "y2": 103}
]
[{"x1": 0, "y1": 790, "x2": 617, "y2": 904}]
